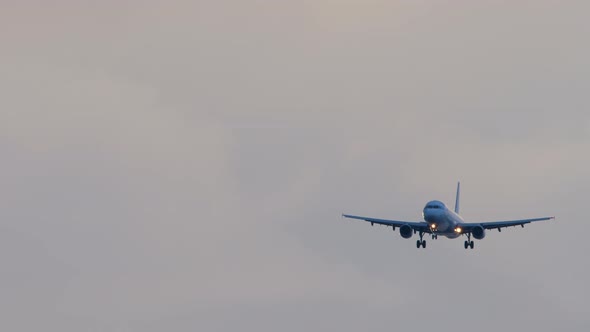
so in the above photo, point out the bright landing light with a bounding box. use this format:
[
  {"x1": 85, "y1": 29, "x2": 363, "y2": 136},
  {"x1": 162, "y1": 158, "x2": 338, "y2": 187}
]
[
  {"x1": 454, "y1": 227, "x2": 462, "y2": 233},
  {"x1": 430, "y1": 224, "x2": 436, "y2": 229}
]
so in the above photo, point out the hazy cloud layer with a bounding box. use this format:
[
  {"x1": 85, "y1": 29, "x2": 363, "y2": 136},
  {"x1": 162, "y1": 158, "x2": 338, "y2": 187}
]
[{"x1": 1, "y1": 1, "x2": 589, "y2": 331}]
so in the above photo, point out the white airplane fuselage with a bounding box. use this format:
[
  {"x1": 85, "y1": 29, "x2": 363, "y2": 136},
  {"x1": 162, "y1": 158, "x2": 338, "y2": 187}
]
[{"x1": 422, "y1": 200, "x2": 463, "y2": 239}]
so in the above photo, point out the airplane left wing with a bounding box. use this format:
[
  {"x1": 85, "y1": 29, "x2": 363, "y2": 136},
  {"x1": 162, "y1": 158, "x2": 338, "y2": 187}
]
[
  {"x1": 342, "y1": 214, "x2": 430, "y2": 232},
  {"x1": 461, "y1": 216, "x2": 554, "y2": 231}
]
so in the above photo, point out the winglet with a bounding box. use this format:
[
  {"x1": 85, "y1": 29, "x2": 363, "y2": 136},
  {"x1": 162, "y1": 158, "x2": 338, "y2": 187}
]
[{"x1": 454, "y1": 181, "x2": 460, "y2": 214}]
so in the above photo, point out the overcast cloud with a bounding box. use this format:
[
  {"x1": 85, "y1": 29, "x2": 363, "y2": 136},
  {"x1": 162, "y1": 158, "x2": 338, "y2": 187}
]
[{"x1": 1, "y1": 1, "x2": 589, "y2": 331}]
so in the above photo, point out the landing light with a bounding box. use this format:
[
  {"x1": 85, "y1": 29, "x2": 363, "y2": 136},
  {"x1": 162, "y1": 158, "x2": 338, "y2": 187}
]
[
  {"x1": 454, "y1": 227, "x2": 462, "y2": 233},
  {"x1": 430, "y1": 224, "x2": 436, "y2": 229}
]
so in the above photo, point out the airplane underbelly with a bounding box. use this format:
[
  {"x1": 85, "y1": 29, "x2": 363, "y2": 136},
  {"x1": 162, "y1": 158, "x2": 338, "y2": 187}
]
[
  {"x1": 426, "y1": 213, "x2": 459, "y2": 237},
  {"x1": 442, "y1": 232, "x2": 461, "y2": 239},
  {"x1": 436, "y1": 219, "x2": 462, "y2": 239},
  {"x1": 434, "y1": 218, "x2": 453, "y2": 232}
]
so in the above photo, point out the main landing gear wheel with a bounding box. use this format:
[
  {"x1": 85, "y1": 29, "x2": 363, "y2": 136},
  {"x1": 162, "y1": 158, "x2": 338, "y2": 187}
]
[
  {"x1": 464, "y1": 233, "x2": 475, "y2": 249},
  {"x1": 416, "y1": 232, "x2": 426, "y2": 248}
]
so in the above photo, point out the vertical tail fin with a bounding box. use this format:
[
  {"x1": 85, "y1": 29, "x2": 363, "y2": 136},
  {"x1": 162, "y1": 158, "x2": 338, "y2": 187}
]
[{"x1": 454, "y1": 182, "x2": 460, "y2": 214}]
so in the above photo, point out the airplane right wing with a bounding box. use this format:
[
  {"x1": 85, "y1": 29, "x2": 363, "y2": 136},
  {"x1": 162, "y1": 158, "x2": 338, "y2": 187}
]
[{"x1": 342, "y1": 214, "x2": 430, "y2": 232}]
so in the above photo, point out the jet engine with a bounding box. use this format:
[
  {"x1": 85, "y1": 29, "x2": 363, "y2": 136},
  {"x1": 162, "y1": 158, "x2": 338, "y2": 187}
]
[
  {"x1": 400, "y1": 224, "x2": 413, "y2": 239},
  {"x1": 472, "y1": 225, "x2": 486, "y2": 240}
]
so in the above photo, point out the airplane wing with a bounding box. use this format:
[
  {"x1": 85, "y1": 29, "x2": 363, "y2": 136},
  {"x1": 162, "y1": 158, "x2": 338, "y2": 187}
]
[
  {"x1": 342, "y1": 214, "x2": 430, "y2": 232},
  {"x1": 461, "y1": 216, "x2": 554, "y2": 231}
]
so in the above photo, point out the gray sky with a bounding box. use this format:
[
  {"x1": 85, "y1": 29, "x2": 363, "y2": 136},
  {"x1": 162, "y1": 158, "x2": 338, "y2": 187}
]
[{"x1": 1, "y1": 1, "x2": 589, "y2": 331}]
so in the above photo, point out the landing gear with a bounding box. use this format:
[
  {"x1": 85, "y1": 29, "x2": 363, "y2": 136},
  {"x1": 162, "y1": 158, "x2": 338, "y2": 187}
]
[
  {"x1": 431, "y1": 234, "x2": 438, "y2": 240},
  {"x1": 463, "y1": 233, "x2": 475, "y2": 249},
  {"x1": 416, "y1": 232, "x2": 426, "y2": 248}
]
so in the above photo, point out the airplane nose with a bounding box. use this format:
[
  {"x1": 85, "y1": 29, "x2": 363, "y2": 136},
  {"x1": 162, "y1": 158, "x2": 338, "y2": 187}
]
[{"x1": 423, "y1": 211, "x2": 434, "y2": 223}]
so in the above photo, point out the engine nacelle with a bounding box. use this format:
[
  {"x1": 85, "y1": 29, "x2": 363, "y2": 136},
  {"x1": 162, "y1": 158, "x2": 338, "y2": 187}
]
[
  {"x1": 400, "y1": 224, "x2": 413, "y2": 239},
  {"x1": 472, "y1": 225, "x2": 486, "y2": 240}
]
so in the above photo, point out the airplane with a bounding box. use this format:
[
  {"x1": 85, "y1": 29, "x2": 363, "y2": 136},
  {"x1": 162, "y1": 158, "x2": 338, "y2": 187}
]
[{"x1": 342, "y1": 182, "x2": 554, "y2": 249}]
